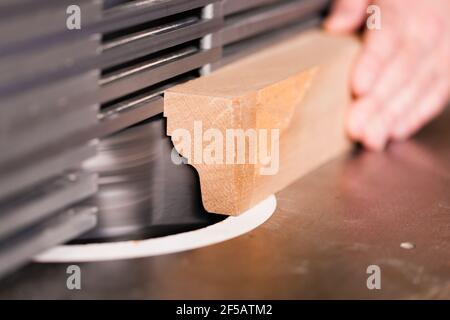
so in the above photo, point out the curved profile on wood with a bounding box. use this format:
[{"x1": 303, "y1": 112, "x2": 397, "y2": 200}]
[{"x1": 164, "y1": 30, "x2": 361, "y2": 216}]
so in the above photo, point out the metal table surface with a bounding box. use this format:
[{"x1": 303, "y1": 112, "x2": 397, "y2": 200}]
[{"x1": 0, "y1": 108, "x2": 449, "y2": 300}]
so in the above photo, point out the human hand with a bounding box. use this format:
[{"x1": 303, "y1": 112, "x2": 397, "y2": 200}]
[{"x1": 325, "y1": 0, "x2": 450, "y2": 150}]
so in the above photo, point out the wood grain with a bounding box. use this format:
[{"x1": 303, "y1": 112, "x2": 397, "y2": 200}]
[{"x1": 164, "y1": 30, "x2": 360, "y2": 215}]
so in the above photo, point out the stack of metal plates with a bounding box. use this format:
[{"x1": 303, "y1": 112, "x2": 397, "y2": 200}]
[
  {"x1": 78, "y1": 0, "x2": 225, "y2": 241},
  {"x1": 0, "y1": 1, "x2": 101, "y2": 277},
  {"x1": 95, "y1": 0, "x2": 223, "y2": 137},
  {"x1": 212, "y1": 0, "x2": 330, "y2": 69}
]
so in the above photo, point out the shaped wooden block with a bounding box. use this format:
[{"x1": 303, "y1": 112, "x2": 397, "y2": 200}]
[{"x1": 164, "y1": 30, "x2": 360, "y2": 215}]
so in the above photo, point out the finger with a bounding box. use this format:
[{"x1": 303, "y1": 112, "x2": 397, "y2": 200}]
[
  {"x1": 360, "y1": 2, "x2": 447, "y2": 146},
  {"x1": 346, "y1": 96, "x2": 378, "y2": 140},
  {"x1": 386, "y1": 69, "x2": 439, "y2": 124},
  {"x1": 346, "y1": 27, "x2": 401, "y2": 144},
  {"x1": 391, "y1": 78, "x2": 450, "y2": 140},
  {"x1": 360, "y1": 53, "x2": 435, "y2": 150},
  {"x1": 373, "y1": 4, "x2": 444, "y2": 106},
  {"x1": 360, "y1": 44, "x2": 433, "y2": 146},
  {"x1": 352, "y1": 8, "x2": 401, "y2": 96},
  {"x1": 370, "y1": 44, "x2": 422, "y2": 102},
  {"x1": 347, "y1": 28, "x2": 402, "y2": 142},
  {"x1": 390, "y1": 31, "x2": 450, "y2": 140},
  {"x1": 359, "y1": 22, "x2": 439, "y2": 149},
  {"x1": 360, "y1": 112, "x2": 389, "y2": 151},
  {"x1": 324, "y1": 0, "x2": 370, "y2": 33},
  {"x1": 360, "y1": 71, "x2": 420, "y2": 151},
  {"x1": 386, "y1": 46, "x2": 444, "y2": 137}
]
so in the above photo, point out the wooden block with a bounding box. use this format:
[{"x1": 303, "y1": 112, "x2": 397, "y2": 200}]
[{"x1": 164, "y1": 30, "x2": 360, "y2": 215}]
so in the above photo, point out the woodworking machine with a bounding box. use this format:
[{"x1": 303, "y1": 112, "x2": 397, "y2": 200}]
[
  {"x1": 1, "y1": 1, "x2": 450, "y2": 300},
  {"x1": 0, "y1": 0, "x2": 330, "y2": 278}
]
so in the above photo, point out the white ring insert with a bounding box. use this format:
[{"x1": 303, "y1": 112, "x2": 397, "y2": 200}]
[{"x1": 34, "y1": 195, "x2": 276, "y2": 263}]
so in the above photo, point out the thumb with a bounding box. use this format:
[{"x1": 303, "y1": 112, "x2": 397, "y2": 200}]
[{"x1": 324, "y1": 0, "x2": 371, "y2": 33}]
